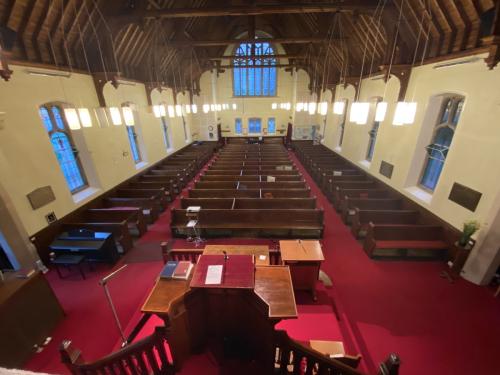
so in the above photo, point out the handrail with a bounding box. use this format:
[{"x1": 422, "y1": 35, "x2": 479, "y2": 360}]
[{"x1": 274, "y1": 330, "x2": 400, "y2": 375}]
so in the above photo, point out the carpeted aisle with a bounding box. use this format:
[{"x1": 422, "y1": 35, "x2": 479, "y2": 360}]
[{"x1": 24, "y1": 149, "x2": 500, "y2": 375}]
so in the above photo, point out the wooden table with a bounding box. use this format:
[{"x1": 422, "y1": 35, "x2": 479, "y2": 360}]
[
  {"x1": 142, "y1": 264, "x2": 296, "y2": 370},
  {"x1": 279, "y1": 240, "x2": 325, "y2": 301},
  {"x1": 203, "y1": 244, "x2": 270, "y2": 265}
]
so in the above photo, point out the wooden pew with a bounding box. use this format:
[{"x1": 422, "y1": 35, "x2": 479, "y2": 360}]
[
  {"x1": 180, "y1": 197, "x2": 317, "y2": 209},
  {"x1": 333, "y1": 188, "x2": 390, "y2": 211},
  {"x1": 171, "y1": 208, "x2": 323, "y2": 238},
  {"x1": 140, "y1": 175, "x2": 180, "y2": 194},
  {"x1": 84, "y1": 208, "x2": 147, "y2": 236},
  {"x1": 363, "y1": 223, "x2": 448, "y2": 259},
  {"x1": 62, "y1": 221, "x2": 133, "y2": 253},
  {"x1": 115, "y1": 189, "x2": 167, "y2": 210},
  {"x1": 126, "y1": 182, "x2": 174, "y2": 202},
  {"x1": 340, "y1": 197, "x2": 403, "y2": 223},
  {"x1": 327, "y1": 181, "x2": 377, "y2": 207},
  {"x1": 204, "y1": 169, "x2": 300, "y2": 176},
  {"x1": 200, "y1": 174, "x2": 303, "y2": 182},
  {"x1": 351, "y1": 209, "x2": 420, "y2": 238},
  {"x1": 148, "y1": 170, "x2": 185, "y2": 188},
  {"x1": 188, "y1": 189, "x2": 311, "y2": 198},
  {"x1": 104, "y1": 197, "x2": 160, "y2": 223},
  {"x1": 194, "y1": 181, "x2": 307, "y2": 190}
]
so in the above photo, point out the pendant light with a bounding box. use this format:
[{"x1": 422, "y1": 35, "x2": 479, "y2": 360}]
[
  {"x1": 160, "y1": 104, "x2": 166, "y2": 117},
  {"x1": 109, "y1": 107, "x2": 122, "y2": 125},
  {"x1": 167, "y1": 105, "x2": 175, "y2": 118},
  {"x1": 191, "y1": 104, "x2": 198, "y2": 113},
  {"x1": 272, "y1": 103, "x2": 278, "y2": 110},
  {"x1": 64, "y1": 108, "x2": 81, "y2": 130},
  {"x1": 232, "y1": 103, "x2": 237, "y2": 110},
  {"x1": 203, "y1": 104, "x2": 210, "y2": 113},
  {"x1": 78, "y1": 108, "x2": 92, "y2": 127},
  {"x1": 319, "y1": 102, "x2": 328, "y2": 116},
  {"x1": 122, "y1": 106, "x2": 135, "y2": 126},
  {"x1": 175, "y1": 104, "x2": 182, "y2": 117},
  {"x1": 375, "y1": 102, "x2": 388, "y2": 122},
  {"x1": 153, "y1": 105, "x2": 162, "y2": 118},
  {"x1": 308, "y1": 102, "x2": 317, "y2": 115},
  {"x1": 333, "y1": 101, "x2": 345, "y2": 115},
  {"x1": 185, "y1": 104, "x2": 191, "y2": 114}
]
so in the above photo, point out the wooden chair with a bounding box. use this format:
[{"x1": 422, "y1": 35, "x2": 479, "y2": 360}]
[
  {"x1": 160, "y1": 240, "x2": 174, "y2": 264},
  {"x1": 60, "y1": 326, "x2": 175, "y2": 375}
]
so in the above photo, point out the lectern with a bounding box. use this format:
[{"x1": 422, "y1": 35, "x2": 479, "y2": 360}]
[{"x1": 142, "y1": 255, "x2": 297, "y2": 372}]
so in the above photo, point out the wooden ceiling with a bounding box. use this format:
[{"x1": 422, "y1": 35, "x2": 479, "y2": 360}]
[{"x1": 0, "y1": 0, "x2": 498, "y2": 93}]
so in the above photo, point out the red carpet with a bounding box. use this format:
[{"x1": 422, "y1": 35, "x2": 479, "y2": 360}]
[{"x1": 24, "y1": 150, "x2": 500, "y2": 375}]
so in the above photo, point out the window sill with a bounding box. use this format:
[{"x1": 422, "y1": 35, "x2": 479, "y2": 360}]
[
  {"x1": 135, "y1": 161, "x2": 148, "y2": 170},
  {"x1": 72, "y1": 187, "x2": 101, "y2": 205},
  {"x1": 359, "y1": 160, "x2": 371, "y2": 169},
  {"x1": 334, "y1": 146, "x2": 342, "y2": 152},
  {"x1": 167, "y1": 148, "x2": 174, "y2": 154},
  {"x1": 405, "y1": 186, "x2": 433, "y2": 205}
]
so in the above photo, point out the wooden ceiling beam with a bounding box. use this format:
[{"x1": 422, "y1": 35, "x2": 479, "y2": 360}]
[
  {"x1": 165, "y1": 36, "x2": 344, "y2": 47},
  {"x1": 200, "y1": 54, "x2": 313, "y2": 60},
  {"x1": 17, "y1": 0, "x2": 37, "y2": 60},
  {"x1": 435, "y1": 0, "x2": 457, "y2": 54},
  {"x1": 114, "y1": 2, "x2": 381, "y2": 22},
  {"x1": 32, "y1": 0, "x2": 50, "y2": 63}
]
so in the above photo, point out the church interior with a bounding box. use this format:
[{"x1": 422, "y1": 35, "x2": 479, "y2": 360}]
[{"x1": 1, "y1": 0, "x2": 500, "y2": 374}]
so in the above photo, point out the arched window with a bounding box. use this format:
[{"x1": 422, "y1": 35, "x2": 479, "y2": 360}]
[
  {"x1": 366, "y1": 98, "x2": 382, "y2": 162},
  {"x1": 235, "y1": 118, "x2": 242, "y2": 134},
  {"x1": 39, "y1": 104, "x2": 87, "y2": 193},
  {"x1": 420, "y1": 96, "x2": 464, "y2": 191},
  {"x1": 160, "y1": 117, "x2": 172, "y2": 150},
  {"x1": 337, "y1": 99, "x2": 348, "y2": 147},
  {"x1": 233, "y1": 42, "x2": 277, "y2": 96},
  {"x1": 122, "y1": 104, "x2": 142, "y2": 164}
]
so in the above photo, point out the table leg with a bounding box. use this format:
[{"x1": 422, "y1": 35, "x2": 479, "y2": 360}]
[
  {"x1": 55, "y1": 265, "x2": 63, "y2": 279},
  {"x1": 78, "y1": 264, "x2": 86, "y2": 280}
]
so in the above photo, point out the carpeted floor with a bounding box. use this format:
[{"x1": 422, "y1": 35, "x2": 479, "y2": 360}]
[{"x1": 24, "y1": 150, "x2": 500, "y2": 375}]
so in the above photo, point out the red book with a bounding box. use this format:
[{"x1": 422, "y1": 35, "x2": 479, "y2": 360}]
[{"x1": 172, "y1": 261, "x2": 193, "y2": 280}]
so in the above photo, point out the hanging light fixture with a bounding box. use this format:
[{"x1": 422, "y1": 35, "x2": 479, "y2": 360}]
[
  {"x1": 375, "y1": 102, "x2": 388, "y2": 122},
  {"x1": 122, "y1": 106, "x2": 135, "y2": 126},
  {"x1": 109, "y1": 107, "x2": 122, "y2": 126},
  {"x1": 191, "y1": 104, "x2": 198, "y2": 113},
  {"x1": 349, "y1": 102, "x2": 370, "y2": 125},
  {"x1": 168, "y1": 105, "x2": 175, "y2": 118},
  {"x1": 210, "y1": 104, "x2": 215, "y2": 112},
  {"x1": 333, "y1": 101, "x2": 345, "y2": 115},
  {"x1": 159, "y1": 104, "x2": 166, "y2": 117},
  {"x1": 64, "y1": 108, "x2": 81, "y2": 130},
  {"x1": 216, "y1": 104, "x2": 222, "y2": 111},
  {"x1": 308, "y1": 102, "x2": 317, "y2": 115},
  {"x1": 175, "y1": 104, "x2": 182, "y2": 117},
  {"x1": 393, "y1": 102, "x2": 417, "y2": 125},
  {"x1": 284, "y1": 102, "x2": 291, "y2": 110},
  {"x1": 185, "y1": 104, "x2": 191, "y2": 114},
  {"x1": 77, "y1": 108, "x2": 92, "y2": 127},
  {"x1": 271, "y1": 103, "x2": 278, "y2": 110},
  {"x1": 319, "y1": 102, "x2": 328, "y2": 116},
  {"x1": 296, "y1": 102, "x2": 304, "y2": 112},
  {"x1": 153, "y1": 105, "x2": 162, "y2": 118},
  {"x1": 232, "y1": 103, "x2": 237, "y2": 110},
  {"x1": 203, "y1": 104, "x2": 210, "y2": 113}
]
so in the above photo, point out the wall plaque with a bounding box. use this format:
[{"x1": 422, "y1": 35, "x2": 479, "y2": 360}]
[
  {"x1": 379, "y1": 161, "x2": 394, "y2": 179},
  {"x1": 27, "y1": 186, "x2": 55, "y2": 210},
  {"x1": 448, "y1": 183, "x2": 482, "y2": 212}
]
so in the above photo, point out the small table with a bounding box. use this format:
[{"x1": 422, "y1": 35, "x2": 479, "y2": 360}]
[
  {"x1": 203, "y1": 245, "x2": 270, "y2": 266},
  {"x1": 50, "y1": 254, "x2": 86, "y2": 279},
  {"x1": 279, "y1": 240, "x2": 325, "y2": 300}
]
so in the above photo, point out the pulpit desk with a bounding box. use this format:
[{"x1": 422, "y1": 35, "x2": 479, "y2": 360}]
[
  {"x1": 279, "y1": 240, "x2": 325, "y2": 300},
  {"x1": 142, "y1": 260, "x2": 297, "y2": 372},
  {"x1": 202, "y1": 244, "x2": 270, "y2": 265}
]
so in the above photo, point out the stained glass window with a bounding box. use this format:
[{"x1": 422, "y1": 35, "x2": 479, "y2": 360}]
[
  {"x1": 39, "y1": 105, "x2": 87, "y2": 193},
  {"x1": 420, "y1": 97, "x2": 464, "y2": 191},
  {"x1": 267, "y1": 118, "x2": 276, "y2": 134},
  {"x1": 248, "y1": 118, "x2": 262, "y2": 133},
  {"x1": 235, "y1": 118, "x2": 242, "y2": 134},
  {"x1": 126, "y1": 125, "x2": 142, "y2": 163},
  {"x1": 233, "y1": 42, "x2": 277, "y2": 96},
  {"x1": 161, "y1": 117, "x2": 172, "y2": 150}
]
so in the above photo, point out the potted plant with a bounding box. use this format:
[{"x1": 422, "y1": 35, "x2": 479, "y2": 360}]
[{"x1": 458, "y1": 219, "x2": 481, "y2": 248}]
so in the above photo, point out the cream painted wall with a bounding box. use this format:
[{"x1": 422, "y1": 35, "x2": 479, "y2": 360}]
[
  {"x1": 321, "y1": 54, "x2": 500, "y2": 284},
  {"x1": 0, "y1": 65, "x2": 192, "y2": 253}
]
